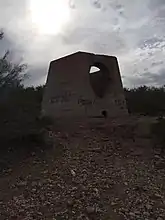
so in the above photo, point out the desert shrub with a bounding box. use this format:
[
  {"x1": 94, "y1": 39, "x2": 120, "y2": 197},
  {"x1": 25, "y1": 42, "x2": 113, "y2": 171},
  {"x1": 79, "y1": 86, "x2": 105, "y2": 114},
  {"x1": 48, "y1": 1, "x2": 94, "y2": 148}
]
[
  {"x1": 0, "y1": 32, "x2": 51, "y2": 160},
  {"x1": 125, "y1": 86, "x2": 165, "y2": 116},
  {"x1": 0, "y1": 85, "x2": 52, "y2": 151},
  {"x1": 151, "y1": 118, "x2": 165, "y2": 153}
]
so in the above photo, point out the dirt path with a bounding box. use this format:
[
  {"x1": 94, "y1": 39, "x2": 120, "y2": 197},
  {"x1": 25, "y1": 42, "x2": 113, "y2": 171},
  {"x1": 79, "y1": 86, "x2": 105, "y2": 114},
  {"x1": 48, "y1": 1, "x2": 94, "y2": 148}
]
[{"x1": 0, "y1": 121, "x2": 165, "y2": 220}]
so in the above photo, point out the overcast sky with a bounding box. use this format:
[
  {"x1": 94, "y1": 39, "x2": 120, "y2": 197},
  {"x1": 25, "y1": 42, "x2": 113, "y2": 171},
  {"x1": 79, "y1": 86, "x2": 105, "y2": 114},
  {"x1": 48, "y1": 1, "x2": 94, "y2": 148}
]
[{"x1": 0, "y1": 0, "x2": 165, "y2": 88}]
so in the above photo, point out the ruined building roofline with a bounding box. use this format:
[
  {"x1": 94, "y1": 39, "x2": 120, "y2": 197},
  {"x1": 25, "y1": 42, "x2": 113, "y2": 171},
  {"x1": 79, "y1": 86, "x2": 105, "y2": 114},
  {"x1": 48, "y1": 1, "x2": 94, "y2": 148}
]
[{"x1": 50, "y1": 51, "x2": 117, "y2": 66}]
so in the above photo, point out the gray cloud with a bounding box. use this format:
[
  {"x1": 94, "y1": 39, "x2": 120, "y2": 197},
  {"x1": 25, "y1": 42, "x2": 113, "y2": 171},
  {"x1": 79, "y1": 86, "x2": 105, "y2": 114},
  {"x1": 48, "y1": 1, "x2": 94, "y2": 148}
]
[
  {"x1": 126, "y1": 68, "x2": 165, "y2": 88},
  {"x1": 149, "y1": 0, "x2": 165, "y2": 10},
  {"x1": 25, "y1": 67, "x2": 48, "y2": 87},
  {"x1": 0, "y1": 0, "x2": 165, "y2": 87},
  {"x1": 152, "y1": 61, "x2": 164, "y2": 67},
  {"x1": 139, "y1": 37, "x2": 165, "y2": 50}
]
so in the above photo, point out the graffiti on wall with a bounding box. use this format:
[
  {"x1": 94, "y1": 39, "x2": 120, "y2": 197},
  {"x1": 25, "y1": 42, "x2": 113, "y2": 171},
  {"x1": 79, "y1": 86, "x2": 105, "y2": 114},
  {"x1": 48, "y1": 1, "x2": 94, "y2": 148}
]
[
  {"x1": 115, "y1": 99, "x2": 126, "y2": 109},
  {"x1": 50, "y1": 91, "x2": 71, "y2": 104},
  {"x1": 78, "y1": 98, "x2": 95, "y2": 106},
  {"x1": 78, "y1": 97, "x2": 95, "y2": 114}
]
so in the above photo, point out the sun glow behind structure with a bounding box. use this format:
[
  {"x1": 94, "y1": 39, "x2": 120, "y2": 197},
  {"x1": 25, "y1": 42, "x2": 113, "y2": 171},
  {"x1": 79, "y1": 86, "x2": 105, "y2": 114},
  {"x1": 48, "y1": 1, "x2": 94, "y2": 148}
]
[{"x1": 29, "y1": 0, "x2": 71, "y2": 35}]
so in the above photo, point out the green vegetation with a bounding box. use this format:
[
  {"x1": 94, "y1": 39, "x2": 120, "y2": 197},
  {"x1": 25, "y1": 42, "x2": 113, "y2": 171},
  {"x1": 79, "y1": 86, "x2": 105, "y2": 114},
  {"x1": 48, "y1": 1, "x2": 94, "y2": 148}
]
[
  {"x1": 0, "y1": 32, "x2": 52, "y2": 153},
  {"x1": 151, "y1": 118, "x2": 165, "y2": 153},
  {"x1": 125, "y1": 86, "x2": 165, "y2": 116}
]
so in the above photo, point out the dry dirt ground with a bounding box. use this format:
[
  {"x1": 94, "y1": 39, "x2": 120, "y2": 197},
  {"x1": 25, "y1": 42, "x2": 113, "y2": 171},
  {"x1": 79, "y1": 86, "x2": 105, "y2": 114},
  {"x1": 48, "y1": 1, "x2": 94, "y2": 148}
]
[{"x1": 0, "y1": 117, "x2": 165, "y2": 220}]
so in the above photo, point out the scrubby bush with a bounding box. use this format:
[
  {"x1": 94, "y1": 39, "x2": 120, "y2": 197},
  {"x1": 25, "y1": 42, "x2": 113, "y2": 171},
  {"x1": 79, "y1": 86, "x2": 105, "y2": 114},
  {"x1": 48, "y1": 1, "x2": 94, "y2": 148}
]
[
  {"x1": 151, "y1": 118, "x2": 165, "y2": 153},
  {"x1": 0, "y1": 86, "x2": 53, "y2": 149},
  {"x1": 125, "y1": 86, "x2": 165, "y2": 116},
  {"x1": 0, "y1": 32, "x2": 52, "y2": 153}
]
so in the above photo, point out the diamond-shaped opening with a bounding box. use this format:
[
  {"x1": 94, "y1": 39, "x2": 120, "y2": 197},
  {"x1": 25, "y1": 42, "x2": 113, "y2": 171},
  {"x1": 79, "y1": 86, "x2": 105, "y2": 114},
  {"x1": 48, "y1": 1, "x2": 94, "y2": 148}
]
[
  {"x1": 89, "y1": 62, "x2": 110, "y2": 98},
  {"x1": 90, "y1": 66, "x2": 100, "y2": 73}
]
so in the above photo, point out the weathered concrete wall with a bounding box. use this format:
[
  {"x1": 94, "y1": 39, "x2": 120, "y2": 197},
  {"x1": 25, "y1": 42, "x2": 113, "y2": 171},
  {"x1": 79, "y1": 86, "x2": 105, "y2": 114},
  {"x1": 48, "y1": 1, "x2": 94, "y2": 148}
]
[{"x1": 42, "y1": 51, "x2": 128, "y2": 120}]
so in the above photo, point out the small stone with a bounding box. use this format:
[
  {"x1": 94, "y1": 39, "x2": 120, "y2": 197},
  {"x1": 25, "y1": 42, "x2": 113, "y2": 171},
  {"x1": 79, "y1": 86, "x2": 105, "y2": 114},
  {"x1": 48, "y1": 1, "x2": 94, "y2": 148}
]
[
  {"x1": 111, "y1": 201, "x2": 117, "y2": 206},
  {"x1": 93, "y1": 188, "x2": 99, "y2": 197},
  {"x1": 18, "y1": 209, "x2": 25, "y2": 214},
  {"x1": 157, "y1": 217, "x2": 163, "y2": 220},
  {"x1": 37, "y1": 212, "x2": 43, "y2": 216},
  {"x1": 31, "y1": 181, "x2": 38, "y2": 187},
  {"x1": 7, "y1": 168, "x2": 12, "y2": 173},
  {"x1": 129, "y1": 212, "x2": 135, "y2": 217},
  {"x1": 32, "y1": 188, "x2": 37, "y2": 192},
  {"x1": 155, "y1": 193, "x2": 163, "y2": 199},
  {"x1": 146, "y1": 204, "x2": 152, "y2": 210},
  {"x1": 78, "y1": 214, "x2": 89, "y2": 220},
  {"x1": 43, "y1": 170, "x2": 48, "y2": 174},
  {"x1": 86, "y1": 206, "x2": 95, "y2": 214},
  {"x1": 40, "y1": 195, "x2": 45, "y2": 201},
  {"x1": 67, "y1": 199, "x2": 74, "y2": 207},
  {"x1": 143, "y1": 212, "x2": 150, "y2": 216},
  {"x1": 31, "y1": 152, "x2": 36, "y2": 156},
  {"x1": 71, "y1": 169, "x2": 76, "y2": 177},
  {"x1": 134, "y1": 211, "x2": 141, "y2": 215},
  {"x1": 38, "y1": 181, "x2": 42, "y2": 187},
  {"x1": 131, "y1": 149, "x2": 143, "y2": 156},
  {"x1": 17, "y1": 181, "x2": 27, "y2": 187}
]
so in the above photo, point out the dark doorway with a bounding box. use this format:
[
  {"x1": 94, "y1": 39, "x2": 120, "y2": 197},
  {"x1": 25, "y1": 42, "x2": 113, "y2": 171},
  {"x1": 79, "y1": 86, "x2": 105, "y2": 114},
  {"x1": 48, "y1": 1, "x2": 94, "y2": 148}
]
[{"x1": 102, "y1": 110, "x2": 108, "y2": 118}]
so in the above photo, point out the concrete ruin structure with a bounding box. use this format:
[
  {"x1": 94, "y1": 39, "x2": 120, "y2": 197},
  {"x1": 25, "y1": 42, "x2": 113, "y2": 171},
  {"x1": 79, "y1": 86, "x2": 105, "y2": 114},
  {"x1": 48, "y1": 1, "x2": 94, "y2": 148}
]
[{"x1": 42, "y1": 51, "x2": 128, "y2": 120}]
